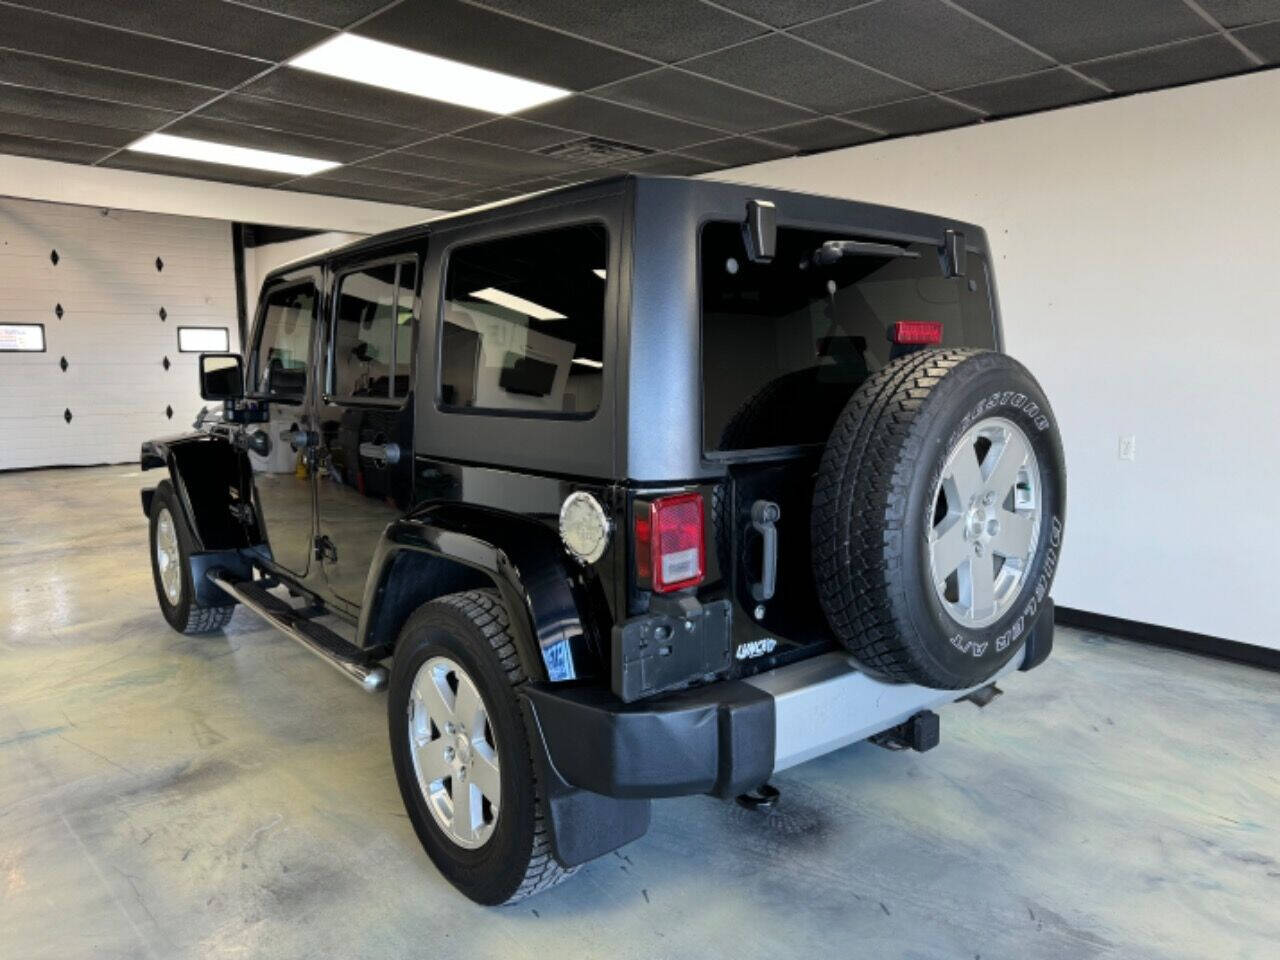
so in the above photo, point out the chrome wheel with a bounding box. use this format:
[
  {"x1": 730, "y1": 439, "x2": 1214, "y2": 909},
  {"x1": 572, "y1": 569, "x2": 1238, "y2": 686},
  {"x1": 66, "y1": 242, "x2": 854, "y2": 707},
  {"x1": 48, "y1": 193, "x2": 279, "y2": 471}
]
[
  {"x1": 155, "y1": 507, "x2": 182, "y2": 606},
  {"x1": 928, "y1": 416, "x2": 1041, "y2": 629},
  {"x1": 407, "y1": 656, "x2": 501, "y2": 849}
]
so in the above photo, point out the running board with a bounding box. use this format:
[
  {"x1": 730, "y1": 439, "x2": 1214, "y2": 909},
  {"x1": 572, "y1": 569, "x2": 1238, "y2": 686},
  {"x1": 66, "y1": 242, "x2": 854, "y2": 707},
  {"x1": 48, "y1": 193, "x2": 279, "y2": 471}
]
[{"x1": 208, "y1": 570, "x2": 388, "y2": 693}]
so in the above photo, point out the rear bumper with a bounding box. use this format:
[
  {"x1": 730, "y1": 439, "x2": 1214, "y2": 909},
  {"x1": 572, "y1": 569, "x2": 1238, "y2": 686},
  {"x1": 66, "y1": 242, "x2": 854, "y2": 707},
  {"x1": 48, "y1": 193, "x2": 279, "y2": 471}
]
[{"x1": 524, "y1": 599, "x2": 1054, "y2": 800}]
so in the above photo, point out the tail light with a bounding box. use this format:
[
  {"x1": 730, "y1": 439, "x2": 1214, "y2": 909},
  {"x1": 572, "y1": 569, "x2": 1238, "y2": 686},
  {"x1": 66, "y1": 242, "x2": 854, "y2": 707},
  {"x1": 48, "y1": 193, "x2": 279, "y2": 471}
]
[
  {"x1": 635, "y1": 493, "x2": 705, "y2": 593},
  {"x1": 890, "y1": 320, "x2": 943, "y2": 345}
]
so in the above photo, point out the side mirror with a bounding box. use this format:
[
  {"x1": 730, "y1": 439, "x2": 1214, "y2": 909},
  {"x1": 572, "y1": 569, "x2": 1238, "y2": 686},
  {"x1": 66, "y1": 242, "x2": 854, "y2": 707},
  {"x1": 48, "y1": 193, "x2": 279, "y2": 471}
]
[{"x1": 199, "y1": 353, "x2": 244, "y2": 401}]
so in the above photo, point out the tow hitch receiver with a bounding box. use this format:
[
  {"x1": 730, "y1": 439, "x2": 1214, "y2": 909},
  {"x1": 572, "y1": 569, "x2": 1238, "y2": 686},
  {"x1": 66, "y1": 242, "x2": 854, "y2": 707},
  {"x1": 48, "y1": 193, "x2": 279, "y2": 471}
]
[
  {"x1": 871, "y1": 710, "x2": 940, "y2": 753},
  {"x1": 962, "y1": 683, "x2": 1003, "y2": 708}
]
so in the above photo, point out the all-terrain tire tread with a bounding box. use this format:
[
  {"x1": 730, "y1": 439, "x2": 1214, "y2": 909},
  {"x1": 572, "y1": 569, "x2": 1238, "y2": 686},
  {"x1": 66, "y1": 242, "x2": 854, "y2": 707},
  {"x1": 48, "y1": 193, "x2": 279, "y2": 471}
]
[
  {"x1": 812, "y1": 347, "x2": 987, "y2": 684},
  {"x1": 181, "y1": 603, "x2": 235, "y2": 634},
  {"x1": 431, "y1": 590, "x2": 577, "y2": 903}
]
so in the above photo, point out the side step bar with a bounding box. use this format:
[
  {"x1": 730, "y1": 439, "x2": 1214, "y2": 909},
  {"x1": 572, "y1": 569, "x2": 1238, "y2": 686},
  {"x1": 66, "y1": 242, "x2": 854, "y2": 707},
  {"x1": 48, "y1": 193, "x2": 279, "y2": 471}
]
[{"x1": 208, "y1": 570, "x2": 388, "y2": 693}]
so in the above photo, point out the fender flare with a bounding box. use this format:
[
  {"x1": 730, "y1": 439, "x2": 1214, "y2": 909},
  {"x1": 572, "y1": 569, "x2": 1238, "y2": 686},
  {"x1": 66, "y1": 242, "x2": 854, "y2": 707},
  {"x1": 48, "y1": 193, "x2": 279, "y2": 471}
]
[
  {"x1": 140, "y1": 434, "x2": 261, "y2": 551},
  {"x1": 358, "y1": 504, "x2": 607, "y2": 685}
]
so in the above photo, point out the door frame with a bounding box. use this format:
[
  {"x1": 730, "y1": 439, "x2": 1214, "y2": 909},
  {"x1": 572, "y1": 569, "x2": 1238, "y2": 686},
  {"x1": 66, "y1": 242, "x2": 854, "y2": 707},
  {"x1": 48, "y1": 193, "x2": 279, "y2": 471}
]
[
  {"x1": 244, "y1": 264, "x2": 326, "y2": 583},
  {"x1": 314, "y1": 242, "x2": 425, "y2": 614}
]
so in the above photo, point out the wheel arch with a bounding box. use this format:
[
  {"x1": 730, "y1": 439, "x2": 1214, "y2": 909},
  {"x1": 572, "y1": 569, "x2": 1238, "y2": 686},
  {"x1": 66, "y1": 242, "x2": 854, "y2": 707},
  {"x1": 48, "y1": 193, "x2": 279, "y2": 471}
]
[
  {"x1": 140, "y1": 435, "x2": 261, "y2": 551},
  {"x1": 358, "y1": 506, "x2": 607, "y2": 685}
]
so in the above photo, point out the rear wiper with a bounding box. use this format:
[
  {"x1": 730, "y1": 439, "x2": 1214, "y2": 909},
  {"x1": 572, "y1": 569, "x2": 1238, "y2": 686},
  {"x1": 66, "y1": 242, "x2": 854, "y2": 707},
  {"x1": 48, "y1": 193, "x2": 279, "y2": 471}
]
[{"x1": 813, "y1": 240, "x2": 920, "y2": 265}]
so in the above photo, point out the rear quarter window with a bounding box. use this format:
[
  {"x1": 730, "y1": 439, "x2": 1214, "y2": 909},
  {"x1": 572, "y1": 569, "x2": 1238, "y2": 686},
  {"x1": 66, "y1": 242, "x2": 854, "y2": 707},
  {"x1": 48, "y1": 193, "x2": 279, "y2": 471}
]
[{"x1": 439, "y1": 222, "x2": 608, "y2": 419}]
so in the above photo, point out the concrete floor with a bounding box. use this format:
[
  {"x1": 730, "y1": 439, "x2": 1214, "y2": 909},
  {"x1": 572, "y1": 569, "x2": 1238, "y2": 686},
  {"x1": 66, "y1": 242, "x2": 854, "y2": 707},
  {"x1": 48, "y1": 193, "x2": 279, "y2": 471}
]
[{"x1": 1, "y1": 466, "x2": 1277, "y2": 960}]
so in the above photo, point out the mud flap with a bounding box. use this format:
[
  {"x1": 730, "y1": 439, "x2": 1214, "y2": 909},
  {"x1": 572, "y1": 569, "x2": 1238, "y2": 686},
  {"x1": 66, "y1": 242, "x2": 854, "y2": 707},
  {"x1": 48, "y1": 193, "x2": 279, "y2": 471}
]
[{"x1": 519, "y1": 695, "x2": 651, "y2": 868}]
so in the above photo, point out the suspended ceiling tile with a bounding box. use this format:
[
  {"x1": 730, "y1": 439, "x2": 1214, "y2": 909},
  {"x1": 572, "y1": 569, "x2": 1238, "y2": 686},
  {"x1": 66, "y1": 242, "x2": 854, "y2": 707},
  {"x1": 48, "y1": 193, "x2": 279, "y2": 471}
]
[
  {"x1": 355, "y1": 0, "x2": 652, "y2": 90},
  {"x1": 1196, "y1": 0, "x2": 1280, "y2": 28},
  {"x1": 953, "y1": 0, "x2": 1213, "y2": 63},
  {"x1": 0, "y1": 50, "x2": 217, "y2": 112},
  {"x1": 754, "y1": 117, "x2": 878, "y2": 152},
  {"x1": 0, "y1": 108, "x2": 140, "y2": 147},
  {"x1": 0, "y1": 4, "x2": 267, "y2": 88},
  {"x1": 165, "y1": 116, "x2": 378, "y2": 163},
  {"x1": 315, "y1": 164, "x2": 468, "y2": 195},
  {"x1": 279, "y1": 176, "x2": 438, "y2": 204},
  {"x1": 100, "y1": 151, "x2": 290, "y2": 186},
  {"x1": 399, "y1": 136, "x2": 585, "y2": 177},
  {"x1": 1233, "y1": 22, "x2": 1280, "y2": 63},
  {"x1": 708, "y1": 0, "x2": 877, "y2": 29},
  {"x1": 1075, "y1": 35, "x2": 1255, "y2": 94},
  {"x1": 0, "y1": 131, "x2": 113, "y2": 164},
  {"x1": 949, "y1": 68, "x2": 1104, "y2": 117},
  {"x1": 226, "y1": 1, "x2": 393, "y2": 29},
  {"x1": 617, "y1": 153, "x2": 722, "y2": 175},
  {"x1": 843, "y1": 95, "x2": 983, "y2": 135},
  {"x1": 238, "y1": 70, "x2": 489, "y2": 132},
  {"x1": 196, "y1": 94, "x2": 427, "y2": 150},
  {"x1": 792, "y1": 0, "x2": 1051, "y2": 91},
  {"x1": 0, "y1": 86, "x2": 181, "y2": 132},
  {"x1": 11, "y1": 0, "x2": 332, "y2": 62},
  {"x1": 682, "y1": 33, "x2": 919, "y2": 114},
  {"x1": 521, "y1": 95, "x2": 722, "y2": 151},
  {"x1": 468, "y1": 0, "x2": 765, "y2": 62},
  {"x1": 457, "y1": 117, "x2": 583, "y2": 153},
  {"x1": 593, "y1": 68, "x2": 813, "y2": 134},
  {"x1": 680, "y1": 136, "x2": 794, "y2": 166}
]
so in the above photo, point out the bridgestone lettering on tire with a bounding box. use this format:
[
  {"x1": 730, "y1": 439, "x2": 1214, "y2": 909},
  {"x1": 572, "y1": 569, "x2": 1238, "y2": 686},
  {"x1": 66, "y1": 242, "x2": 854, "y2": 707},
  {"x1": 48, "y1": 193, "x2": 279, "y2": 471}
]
[{"x1": 811, "y1": 348, "x2": 1066, "y2": 689}]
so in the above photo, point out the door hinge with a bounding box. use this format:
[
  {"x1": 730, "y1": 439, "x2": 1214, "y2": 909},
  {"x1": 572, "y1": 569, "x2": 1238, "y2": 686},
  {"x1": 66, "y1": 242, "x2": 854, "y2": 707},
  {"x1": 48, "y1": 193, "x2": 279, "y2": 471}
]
[
  {"x1": 228, "y1": 502, "x2": 255, "y2": 525},
  {"x1": 314, "y1": 535, "x2": 337, "y2": 563}
]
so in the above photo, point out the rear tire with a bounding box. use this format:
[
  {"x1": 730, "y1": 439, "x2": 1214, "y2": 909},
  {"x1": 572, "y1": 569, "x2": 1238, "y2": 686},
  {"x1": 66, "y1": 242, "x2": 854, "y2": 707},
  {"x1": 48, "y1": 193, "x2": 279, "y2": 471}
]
[
  {"x1": 148, "y1": 480, "x2": 234, "y2": 635},
  {"x1": 388, "y1": 590, "x2": 574, "y2": 905}
]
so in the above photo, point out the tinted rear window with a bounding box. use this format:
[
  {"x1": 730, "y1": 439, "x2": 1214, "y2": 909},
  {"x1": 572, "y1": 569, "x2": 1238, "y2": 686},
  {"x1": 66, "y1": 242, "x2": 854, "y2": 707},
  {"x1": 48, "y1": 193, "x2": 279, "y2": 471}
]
[{"x1": 702, "y1": 221, "x2": 995, "y2": 453}]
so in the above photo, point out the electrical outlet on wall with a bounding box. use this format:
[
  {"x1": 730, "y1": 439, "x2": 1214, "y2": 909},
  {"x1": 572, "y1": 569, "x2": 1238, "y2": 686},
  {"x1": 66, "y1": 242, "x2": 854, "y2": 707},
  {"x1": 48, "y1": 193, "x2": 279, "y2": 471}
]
[{"x1": 1119, "y1": 435, "x2": 1136, "y2": 461}]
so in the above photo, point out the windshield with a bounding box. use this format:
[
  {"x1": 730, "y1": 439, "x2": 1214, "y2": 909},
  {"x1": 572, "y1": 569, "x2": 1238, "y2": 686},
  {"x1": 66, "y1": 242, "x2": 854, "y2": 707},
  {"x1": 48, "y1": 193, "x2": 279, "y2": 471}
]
[{"x1": 701, "y1": 221, "x2": 996, "y2": 453}]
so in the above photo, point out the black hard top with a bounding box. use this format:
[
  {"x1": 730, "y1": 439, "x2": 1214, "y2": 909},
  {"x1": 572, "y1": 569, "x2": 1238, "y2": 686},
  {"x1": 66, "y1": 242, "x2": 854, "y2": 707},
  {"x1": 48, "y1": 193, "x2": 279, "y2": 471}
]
[{"x1": 264, "y1": 174, "x2": 987, "y2": 284}]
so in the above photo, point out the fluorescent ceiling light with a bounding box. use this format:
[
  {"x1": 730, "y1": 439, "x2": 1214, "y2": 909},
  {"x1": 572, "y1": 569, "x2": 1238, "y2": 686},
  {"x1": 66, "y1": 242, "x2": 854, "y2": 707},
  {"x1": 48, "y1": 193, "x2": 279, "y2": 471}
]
[
  {"x1": 470, "y1": 287, "x2": 565, "y2": 321},
  {"x1": 291, "y1": 34, "x2": 569, "y2": 114},
  {"x1": 128, "y1": 132, "x2": 338, "y2": 176},
  {"x1": 572, "y1": 357, "x2": 603, "y2": 369},
  {"x1": 592, "y1": 269, "x2": 606, "y2": 280}
]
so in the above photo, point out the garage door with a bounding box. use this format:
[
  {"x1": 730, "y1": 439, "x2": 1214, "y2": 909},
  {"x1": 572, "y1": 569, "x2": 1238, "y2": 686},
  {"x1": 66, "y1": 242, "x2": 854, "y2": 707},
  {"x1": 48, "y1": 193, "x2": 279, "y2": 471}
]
[{"x1": 0, "y1": 197, "x2": 240, "y2": 470}]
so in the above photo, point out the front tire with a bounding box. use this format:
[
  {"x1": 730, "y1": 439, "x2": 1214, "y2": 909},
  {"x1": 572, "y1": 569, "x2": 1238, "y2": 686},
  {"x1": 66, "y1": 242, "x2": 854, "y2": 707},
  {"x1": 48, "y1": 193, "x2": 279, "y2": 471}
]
[
  {"x1": 148, "y1": 480, "x2": 234, "y2": 635},
  {"x1": 388, "y1": 590, "x2": 573, "y2": 905}
]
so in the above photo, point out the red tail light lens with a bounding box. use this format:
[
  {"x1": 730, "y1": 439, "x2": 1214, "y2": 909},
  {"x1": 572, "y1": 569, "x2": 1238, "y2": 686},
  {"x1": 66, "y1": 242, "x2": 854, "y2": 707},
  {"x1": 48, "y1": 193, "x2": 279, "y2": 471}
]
[
  {"x1": 636, "y1": 493, "x2": 705, "y2": 593},
  {"x1": 891, "y1": 320, "x2": 943, "y2": 345}
]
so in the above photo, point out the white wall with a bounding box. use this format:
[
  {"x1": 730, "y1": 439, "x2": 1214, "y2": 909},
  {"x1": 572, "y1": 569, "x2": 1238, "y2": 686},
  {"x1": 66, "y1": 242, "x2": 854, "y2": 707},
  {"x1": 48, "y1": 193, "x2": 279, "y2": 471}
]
[
  {"x1": 713, "y1": 69, "x2": 1280, "y2": 650},
  {"x1": 0, "y1": 197, "x2": 239, "y2": 468}
]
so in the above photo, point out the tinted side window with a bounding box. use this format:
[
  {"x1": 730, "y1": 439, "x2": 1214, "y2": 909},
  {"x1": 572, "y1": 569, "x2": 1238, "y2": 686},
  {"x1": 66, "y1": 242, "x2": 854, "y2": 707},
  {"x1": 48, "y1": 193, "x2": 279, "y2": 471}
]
[
  {"x1": 440, "y1": 223, "x2": 607, "y2": 417},
  {"x1": 252, "y1": 283, "x2": 316, "y2": 399},
  {"x1": 331, "y1": 259, "x2": 417, "y2": 400}
]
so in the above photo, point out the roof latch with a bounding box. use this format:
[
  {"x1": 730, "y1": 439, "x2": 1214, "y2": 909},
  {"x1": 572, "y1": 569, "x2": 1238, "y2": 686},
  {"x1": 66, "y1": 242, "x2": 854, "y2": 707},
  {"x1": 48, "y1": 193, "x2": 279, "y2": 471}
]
[
  {"x1": 743, "y1": 199, "x2": 776, "y2": 263},
  {"x1": 943, "y1": 228, "x2": 967, "y2": 278}
]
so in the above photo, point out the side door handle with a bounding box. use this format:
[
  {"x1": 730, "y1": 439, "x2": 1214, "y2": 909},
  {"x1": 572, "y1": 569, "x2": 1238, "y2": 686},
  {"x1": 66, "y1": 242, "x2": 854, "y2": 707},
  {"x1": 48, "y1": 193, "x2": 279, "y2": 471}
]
[
  {"x1": 359, "y1": 442, "x2": 401, "y2": 465},
  {"x1": 280, "y1": 428, "x2": 316, "y2": 451},
  {"x1": 750, "y1": 500, "x2": 780, "y2": 602}
]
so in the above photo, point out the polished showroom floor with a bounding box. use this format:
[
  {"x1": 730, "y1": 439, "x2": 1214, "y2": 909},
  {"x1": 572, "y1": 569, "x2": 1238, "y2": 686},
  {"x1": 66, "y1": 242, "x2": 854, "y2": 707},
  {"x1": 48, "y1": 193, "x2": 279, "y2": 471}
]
[{"x1": 1, "y1": 466, "x2": 1276, "y2": 959}]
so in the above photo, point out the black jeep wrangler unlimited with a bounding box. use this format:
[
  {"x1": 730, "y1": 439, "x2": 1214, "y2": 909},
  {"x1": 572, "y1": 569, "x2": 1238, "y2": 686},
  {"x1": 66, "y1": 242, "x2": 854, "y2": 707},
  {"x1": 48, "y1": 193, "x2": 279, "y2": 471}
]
[{"x1": 141, "y1": 175, "x2": 1065, "y2": 904}]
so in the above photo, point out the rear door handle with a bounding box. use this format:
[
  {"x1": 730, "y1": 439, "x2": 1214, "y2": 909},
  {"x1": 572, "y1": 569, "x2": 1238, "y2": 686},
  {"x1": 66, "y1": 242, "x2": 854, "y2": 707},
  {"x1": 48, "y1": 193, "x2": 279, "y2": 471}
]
[
  {"x1": 750, "y1": 500, "x2": 780, "y2": 602},
  {"x1": 359, "y1": 442, "x2": 401, "y2": 465},
  {"x1": 280, "y1": 428, "x2": 315, "y2": 451}
]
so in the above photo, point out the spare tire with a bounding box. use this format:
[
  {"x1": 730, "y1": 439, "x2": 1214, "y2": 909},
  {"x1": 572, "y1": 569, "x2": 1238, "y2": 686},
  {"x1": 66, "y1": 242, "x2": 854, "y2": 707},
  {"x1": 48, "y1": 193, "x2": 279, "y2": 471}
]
[{"x1": 811, "y1": 348, "x2": 1066, "y2": 689}]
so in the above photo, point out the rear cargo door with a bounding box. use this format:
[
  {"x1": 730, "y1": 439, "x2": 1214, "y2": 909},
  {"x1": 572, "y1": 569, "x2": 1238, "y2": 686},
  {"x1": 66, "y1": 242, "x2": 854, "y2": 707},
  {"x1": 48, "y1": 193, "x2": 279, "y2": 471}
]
[{"x1": 699, "y1": 220, "x2": 996, "y2": 663}]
